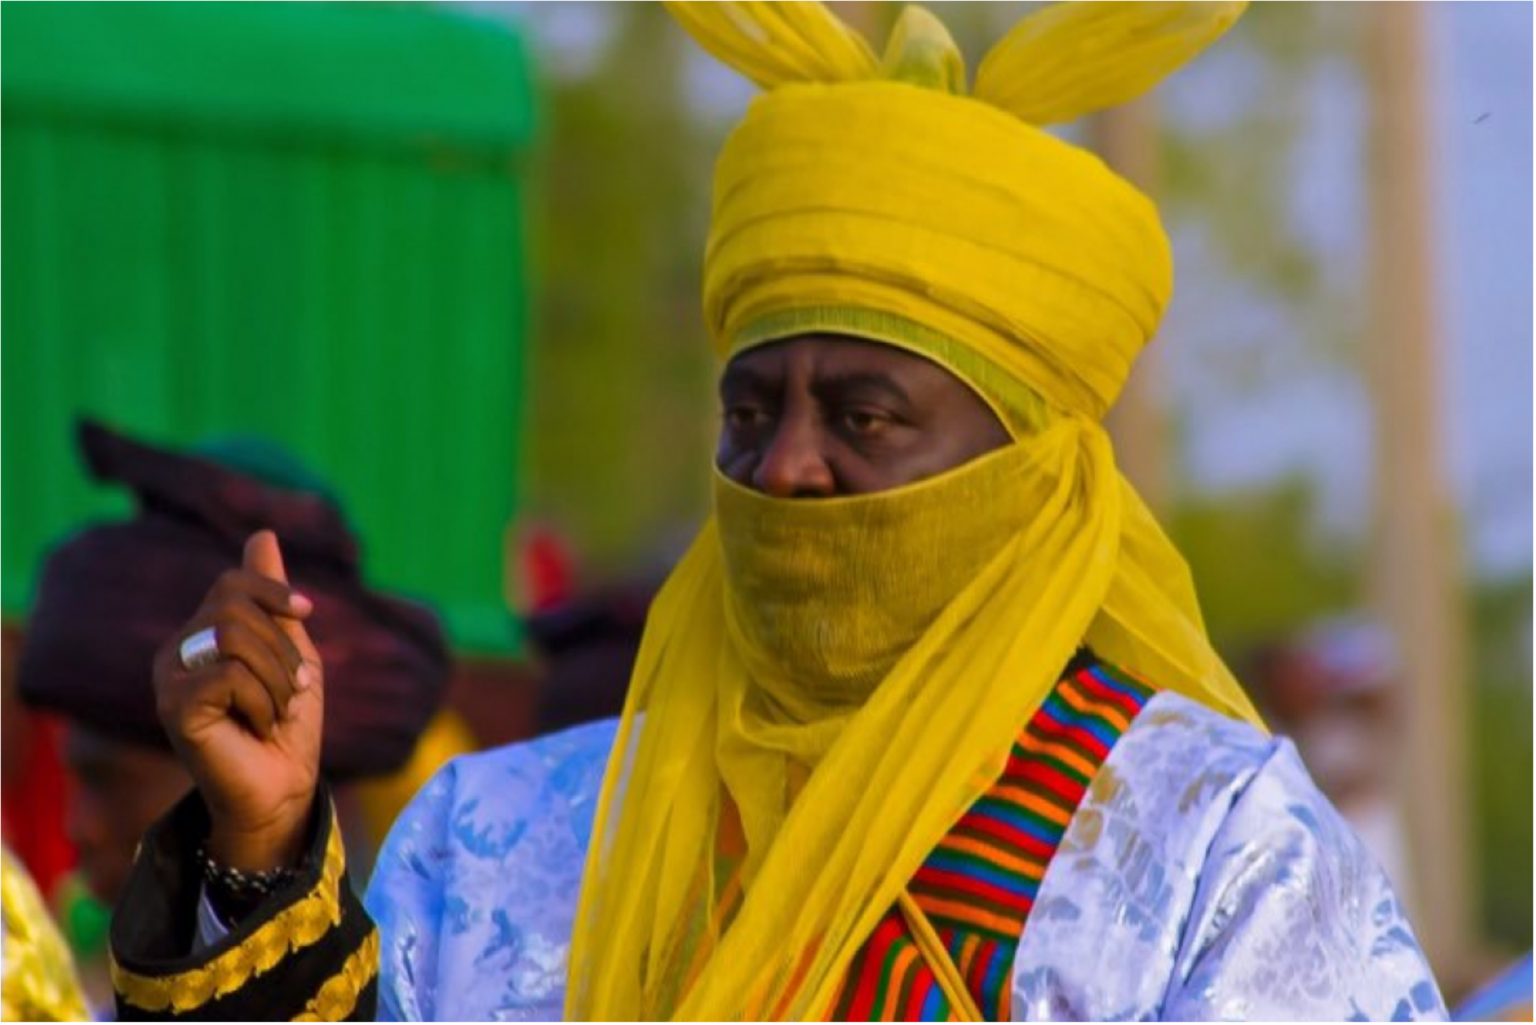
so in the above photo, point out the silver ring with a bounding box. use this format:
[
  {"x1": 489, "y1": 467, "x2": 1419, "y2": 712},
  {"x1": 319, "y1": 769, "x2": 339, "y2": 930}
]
[{"x1": 179, "y1": 626, "x2": 222, "y2": 671}]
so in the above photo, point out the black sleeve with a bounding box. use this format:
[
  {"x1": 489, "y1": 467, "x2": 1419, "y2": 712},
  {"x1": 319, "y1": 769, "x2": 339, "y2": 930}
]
[{"x1": 110, "y1": 782, "x2": 378, "y2": 1021}]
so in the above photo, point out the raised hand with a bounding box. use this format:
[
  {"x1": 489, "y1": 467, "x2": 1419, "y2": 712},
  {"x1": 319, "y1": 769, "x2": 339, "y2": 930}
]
[{"x1": 153, "y1": 530, "x2": 323, "y2": 871}]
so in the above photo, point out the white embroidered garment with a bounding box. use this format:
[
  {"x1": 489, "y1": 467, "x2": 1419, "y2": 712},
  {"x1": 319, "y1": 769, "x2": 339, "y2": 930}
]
[{"x1": 365, "y1": 693, "x2": 1444, "y2": 1021}]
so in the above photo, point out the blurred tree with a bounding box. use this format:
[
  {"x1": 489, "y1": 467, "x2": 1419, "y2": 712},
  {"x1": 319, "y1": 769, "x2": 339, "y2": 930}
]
[
  {"x1": 1161, "y1": 3, "x2": 1366, "y2": 374},
  {"x1": 521, "y1": 3, "x2": 715, "y2": 576},
  {"x1": 1167, "y1": 478, "x2": 1359, "y2": 654},
  {"x1": 1468, "y1": 574, "x2": 1534, "y2": 951}
]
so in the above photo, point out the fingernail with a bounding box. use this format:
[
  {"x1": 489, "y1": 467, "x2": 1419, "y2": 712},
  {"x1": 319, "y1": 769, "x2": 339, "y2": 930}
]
[{"x1": 290, "y1": 592, "x2": 314, "y2": 615}]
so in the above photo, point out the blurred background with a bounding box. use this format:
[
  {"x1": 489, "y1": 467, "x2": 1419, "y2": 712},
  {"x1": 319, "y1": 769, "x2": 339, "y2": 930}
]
[{"x1": 1, "y1": 1, "x2": 1528, "y2": 1014}]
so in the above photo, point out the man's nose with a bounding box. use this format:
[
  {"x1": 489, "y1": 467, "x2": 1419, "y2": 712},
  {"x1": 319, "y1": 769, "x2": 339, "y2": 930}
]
[{"x1": 751, "y1": 411, "x2": 836, "y2": 498}]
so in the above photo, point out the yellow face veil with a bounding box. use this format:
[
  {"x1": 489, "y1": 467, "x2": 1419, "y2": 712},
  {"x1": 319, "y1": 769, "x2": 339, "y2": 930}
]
[{"x1": 565, "y1": 4, "x2": 1262, "y2": 1020}]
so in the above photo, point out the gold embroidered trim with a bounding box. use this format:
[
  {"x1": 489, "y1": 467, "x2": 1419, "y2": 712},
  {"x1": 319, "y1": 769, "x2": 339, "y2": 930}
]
[
  {"x1": 111, "y1": 806, "x2": 346, "y2": 1015},
  {"x1": 292, "y1": 928, "x2": 379, "y2": 1021}
]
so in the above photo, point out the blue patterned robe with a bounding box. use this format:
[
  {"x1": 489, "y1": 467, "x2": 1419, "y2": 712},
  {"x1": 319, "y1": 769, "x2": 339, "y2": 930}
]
[{"x1": 366, "y1": 692, "x2": 1444, "y2": 1021}]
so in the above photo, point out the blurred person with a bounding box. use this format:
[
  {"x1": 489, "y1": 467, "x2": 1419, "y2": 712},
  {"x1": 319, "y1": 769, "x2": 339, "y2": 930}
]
[
  {"x1": 1246, "y1": 620, "x2": 1413, "y2": 900},
  {"x1": 513, "y1": 521, "x2": 652, "y2": 731},
  {"x1": 528, "y1": 578, "x2": 663, "y2": 732},
  {"x1": 1244, "y1": 637, "x2": 1324, "y2": 728},
  {"x1": 516, "y1": 522, "x2": 679, "y2": 733},
  {"x1": 19, "y1": 421, "x2": 452, "y2": 904},
  {"x1": 106, "y1": 3, "x2": 1445, "y2": 1021},
  {"x1": 2, "y1": 846, "x2": 89, "y2": 1022},
  {"x1": 14, "y1": 421, "x2": 453, "y2": 1009},
  {"x1": 1303, "y1": 620, "x2": 1409, "y2": 895}
]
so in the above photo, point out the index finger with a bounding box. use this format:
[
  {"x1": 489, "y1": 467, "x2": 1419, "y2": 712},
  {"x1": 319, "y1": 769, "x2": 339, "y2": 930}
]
[
  {"x1": 244, "y1": 530, "x2": 288, "y2": 584},
  {"x1": 245, "y1": 531, "x2": 322, "y2": 684}
]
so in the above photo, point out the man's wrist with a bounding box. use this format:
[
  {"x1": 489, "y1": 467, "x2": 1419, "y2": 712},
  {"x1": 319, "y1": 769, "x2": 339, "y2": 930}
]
[
  {"x1": 206, "y1": 801, "x2": 311, "y2": 873},
  {"x1": 200, "y1": 796, "x2": 317, "y2": 926}
]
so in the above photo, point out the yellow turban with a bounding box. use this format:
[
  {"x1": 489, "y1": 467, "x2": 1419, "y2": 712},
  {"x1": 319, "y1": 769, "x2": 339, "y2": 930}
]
[
  {"x1": 694, "y1": 0, "x2": 1242, "y2": 422},
  {"x1": 567, "y1": 4, "x2": 1261, "y2": 1020}
]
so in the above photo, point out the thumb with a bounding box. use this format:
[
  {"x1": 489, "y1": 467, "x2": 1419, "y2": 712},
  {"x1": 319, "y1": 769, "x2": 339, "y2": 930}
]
[{"x1": 244, "y1": 530, "x2": 289, "y2": 584}]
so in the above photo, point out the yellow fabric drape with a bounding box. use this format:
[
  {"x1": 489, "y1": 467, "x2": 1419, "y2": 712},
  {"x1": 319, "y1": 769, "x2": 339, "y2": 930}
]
[
  {"x1": 2, "y1": 847, "x2": 90, "y2": 1023},
  {"x1": 567, "y1": 3, "x2": 1260, "y2": 1020}
]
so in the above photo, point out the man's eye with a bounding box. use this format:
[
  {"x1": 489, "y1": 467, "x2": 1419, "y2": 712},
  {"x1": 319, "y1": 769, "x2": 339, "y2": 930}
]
[
  {"x1": 839, "y1": 408, "x2": 889, "y2": 435},
  {"x1": 725, "y1": 405, "x2": 769, "y2": 431}
]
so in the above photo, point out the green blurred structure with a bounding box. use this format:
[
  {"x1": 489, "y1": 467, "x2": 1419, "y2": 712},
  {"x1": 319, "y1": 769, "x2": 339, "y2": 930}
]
[{"x1": 1, "y1": 2, "x2": 536, "y2": 654}]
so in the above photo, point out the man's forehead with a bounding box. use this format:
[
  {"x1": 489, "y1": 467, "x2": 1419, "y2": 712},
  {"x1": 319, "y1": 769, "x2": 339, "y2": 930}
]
[{"x1": 721, "y1": 334, "x2": 948, "y2": 384}]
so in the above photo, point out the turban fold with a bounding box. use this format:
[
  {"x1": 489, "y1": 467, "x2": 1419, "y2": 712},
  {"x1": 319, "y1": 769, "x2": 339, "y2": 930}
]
[
  {"x1": 566, "y1": 4, "x2": 1262, "y2": 1019},
  {"x1": 706, "y1": 81, "x2": 1167, "y2": 419},
  {"x1": 17, "y1": 420, "x2": 450, "y2": 781}
]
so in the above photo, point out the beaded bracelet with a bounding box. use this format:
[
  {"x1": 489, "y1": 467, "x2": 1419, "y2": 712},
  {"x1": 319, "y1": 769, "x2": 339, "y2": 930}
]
[{"x1": 196, "y1": 845, "x2": 296, "y2": 907}]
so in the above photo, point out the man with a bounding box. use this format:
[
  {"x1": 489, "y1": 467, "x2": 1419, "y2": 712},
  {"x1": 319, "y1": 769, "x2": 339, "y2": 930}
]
[
  {"x1": 107, "y1": 3, "x2": 1445, "y2": 1020},
  {"x1": 15, "y1": 422, "x2": 451, "y2": 943}
]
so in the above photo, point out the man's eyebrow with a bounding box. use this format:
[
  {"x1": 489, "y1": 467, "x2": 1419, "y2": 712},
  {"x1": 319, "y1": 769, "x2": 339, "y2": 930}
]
[
  {"x1": 719, "y1": 363, "x2": 775, "y2": 398},
  {"x1": 813, "y1": 371, "x2": 912, "y2": 407}
]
